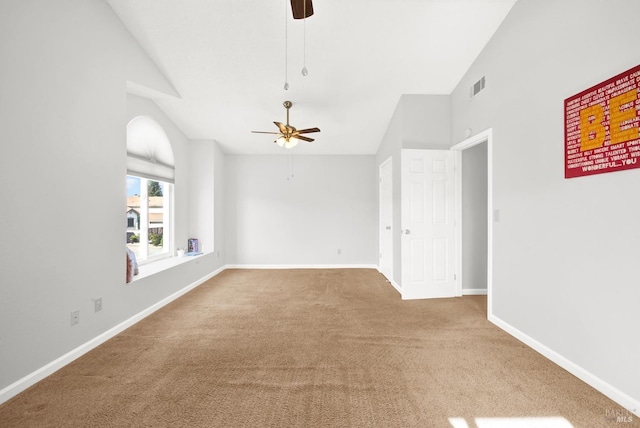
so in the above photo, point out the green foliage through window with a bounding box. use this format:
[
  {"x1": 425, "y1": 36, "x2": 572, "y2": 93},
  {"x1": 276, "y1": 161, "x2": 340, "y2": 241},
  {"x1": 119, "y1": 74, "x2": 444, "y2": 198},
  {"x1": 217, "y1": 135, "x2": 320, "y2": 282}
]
[
  {"x1": 148, "y1": 180, "x2": 163, "y2": 197},
  {"x1": 150, "y1": 232, "x2": 163, "y2": 247}
]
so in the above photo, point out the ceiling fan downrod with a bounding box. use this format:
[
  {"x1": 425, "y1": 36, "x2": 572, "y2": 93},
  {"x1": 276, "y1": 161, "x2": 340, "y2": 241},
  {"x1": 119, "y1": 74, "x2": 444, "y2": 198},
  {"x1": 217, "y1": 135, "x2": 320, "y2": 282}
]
[{"x1": 284, "y1": 100, "x2": 292, "y2": 126}]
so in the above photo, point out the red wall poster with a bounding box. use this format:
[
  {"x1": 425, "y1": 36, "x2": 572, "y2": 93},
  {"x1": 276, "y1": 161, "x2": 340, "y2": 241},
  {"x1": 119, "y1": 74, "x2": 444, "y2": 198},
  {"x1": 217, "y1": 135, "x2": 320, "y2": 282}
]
[{"x1": 564, "y1": 64, "x2": 640, "y2": 178}]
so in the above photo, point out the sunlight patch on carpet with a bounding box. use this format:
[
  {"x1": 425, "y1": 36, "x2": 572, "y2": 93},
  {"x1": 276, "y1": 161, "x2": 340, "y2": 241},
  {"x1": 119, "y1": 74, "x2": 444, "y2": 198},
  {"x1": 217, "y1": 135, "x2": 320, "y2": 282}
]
[{"x1": 449, "y1": 416, "x2": 574, "y2": 428}]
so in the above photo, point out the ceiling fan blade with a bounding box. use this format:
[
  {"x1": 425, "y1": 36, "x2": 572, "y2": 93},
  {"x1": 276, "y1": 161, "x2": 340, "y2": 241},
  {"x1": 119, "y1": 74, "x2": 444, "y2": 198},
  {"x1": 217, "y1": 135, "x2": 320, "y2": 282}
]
[
  {"x1": 251, "y1": 131, "x2": 281, "y2": 135},
  {"x1": 274, "y1": 121, "x2": 288, "y2": 134},
  {"x1": 294, "y1": 127, "x2": 321, "y2": 134},
  {"x1": 290, "y1": 0, "x2": 313, "y2": 19},
  {"x1": 296, "y1": 135, "x2": 314, "y2": 142}
]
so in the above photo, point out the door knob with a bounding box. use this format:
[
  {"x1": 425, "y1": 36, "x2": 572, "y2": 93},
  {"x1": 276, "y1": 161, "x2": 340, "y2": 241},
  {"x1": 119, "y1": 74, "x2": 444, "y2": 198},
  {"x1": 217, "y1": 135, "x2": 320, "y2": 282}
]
[{"x1": 404, "y1": 229, "x2": 411, "y2": 234}]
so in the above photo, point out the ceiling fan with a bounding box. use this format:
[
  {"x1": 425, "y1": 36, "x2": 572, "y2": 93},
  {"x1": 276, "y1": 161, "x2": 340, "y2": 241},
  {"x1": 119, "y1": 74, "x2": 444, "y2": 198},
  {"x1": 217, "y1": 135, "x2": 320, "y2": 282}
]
[
  {"x1": 252, "y1": 101, "x2": 320, "y2": 149},
  {"x1": 290, "y1": 0, "x2": 313, "y2": 19}
]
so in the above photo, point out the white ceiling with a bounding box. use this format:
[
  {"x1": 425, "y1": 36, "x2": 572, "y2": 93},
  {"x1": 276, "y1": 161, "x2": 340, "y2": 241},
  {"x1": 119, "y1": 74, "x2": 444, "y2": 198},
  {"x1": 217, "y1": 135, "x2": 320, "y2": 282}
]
[{"x1": 107, "y1": 0, "x2": 517, "y2": 155}]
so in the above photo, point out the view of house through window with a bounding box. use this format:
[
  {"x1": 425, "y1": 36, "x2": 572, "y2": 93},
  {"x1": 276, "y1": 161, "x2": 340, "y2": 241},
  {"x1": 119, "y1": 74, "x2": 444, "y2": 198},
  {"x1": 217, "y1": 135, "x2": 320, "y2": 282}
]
[{"x1": 126, "y1": 175, "x2": 172, "y2": 262}]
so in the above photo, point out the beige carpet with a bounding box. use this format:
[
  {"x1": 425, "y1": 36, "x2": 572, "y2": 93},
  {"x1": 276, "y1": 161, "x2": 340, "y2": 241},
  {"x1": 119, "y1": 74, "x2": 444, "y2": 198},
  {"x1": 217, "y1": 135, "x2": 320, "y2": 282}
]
[{"x1": 0, "y1": 269, "x2": 635, "y2": 427}]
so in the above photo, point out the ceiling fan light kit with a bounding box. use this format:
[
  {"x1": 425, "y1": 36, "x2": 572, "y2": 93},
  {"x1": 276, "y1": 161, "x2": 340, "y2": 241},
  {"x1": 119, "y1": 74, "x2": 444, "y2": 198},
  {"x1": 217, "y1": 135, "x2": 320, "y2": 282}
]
[{"x1": 276, "y1": 136, "x2": 299, "y2": 149}]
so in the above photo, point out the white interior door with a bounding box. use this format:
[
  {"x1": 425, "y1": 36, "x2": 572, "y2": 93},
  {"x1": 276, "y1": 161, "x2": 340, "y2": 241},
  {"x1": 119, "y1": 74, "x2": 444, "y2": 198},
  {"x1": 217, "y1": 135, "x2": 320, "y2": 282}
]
[
  {"x1": 401, "y1": 149, "x2": 457, "y2": 299},
  {"x1": 379, "y1": 158, "x2": 393, "y2": 282}
]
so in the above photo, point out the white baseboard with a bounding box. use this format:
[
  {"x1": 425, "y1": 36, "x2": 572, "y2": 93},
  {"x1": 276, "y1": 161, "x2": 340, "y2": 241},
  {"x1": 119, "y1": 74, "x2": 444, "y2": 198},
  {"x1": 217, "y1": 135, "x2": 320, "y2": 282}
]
[
  {"x1": 225, "y1": 264, "x2": 379, "y2": 270},
  {"x1": 0, "y1": 265, "x2": 225, "y2": 406},
  {"x1": 489, "y1": 313, "x2": 640, "y2": 418},
  {"x1": 388, "y1": 279, "x2": 401, "y2": 295},
  {"x1": 462, "y1": 288, "x2": 487, "y2": 295},
  {"x1": 376, "y1": 267, "x2": 401, "y2": 295}
]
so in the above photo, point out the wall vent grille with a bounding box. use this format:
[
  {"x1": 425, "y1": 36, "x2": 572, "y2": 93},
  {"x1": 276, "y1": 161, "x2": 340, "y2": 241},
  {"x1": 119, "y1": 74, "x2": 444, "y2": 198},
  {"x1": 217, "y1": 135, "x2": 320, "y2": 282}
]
[{"x1": 470, "y1": 76, "x2": 486, "y2": 98}]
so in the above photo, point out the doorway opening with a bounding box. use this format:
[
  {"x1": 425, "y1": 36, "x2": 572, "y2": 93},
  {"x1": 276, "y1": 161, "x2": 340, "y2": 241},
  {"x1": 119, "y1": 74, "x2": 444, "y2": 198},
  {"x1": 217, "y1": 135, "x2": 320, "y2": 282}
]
[
  {"x1": 451, "y1": 129, "x2": 493, "y2": 316},
  {"x1": 379, "y1": 157, "x2": 394, "y2": 285}
]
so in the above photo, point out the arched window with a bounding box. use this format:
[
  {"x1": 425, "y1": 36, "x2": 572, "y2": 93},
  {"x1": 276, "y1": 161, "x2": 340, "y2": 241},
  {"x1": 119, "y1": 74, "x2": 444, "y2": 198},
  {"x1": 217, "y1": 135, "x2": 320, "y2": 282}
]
[{"x1": 126, "y1": 116, "x2": 175, "y2": 263}]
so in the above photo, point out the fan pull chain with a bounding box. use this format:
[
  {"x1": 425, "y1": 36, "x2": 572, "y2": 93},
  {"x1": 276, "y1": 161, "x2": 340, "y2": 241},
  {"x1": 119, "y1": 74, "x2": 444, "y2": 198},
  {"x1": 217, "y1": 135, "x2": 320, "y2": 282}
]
[
  {"x1": 284, "y1": 0, "x2": 289, "y2": 90},
  {"x1": 301, "y1": 0, "x2": 308, "y2": 76},
  {"x1": 286, "y1": 154, "x2": 294, "y2": 181}
]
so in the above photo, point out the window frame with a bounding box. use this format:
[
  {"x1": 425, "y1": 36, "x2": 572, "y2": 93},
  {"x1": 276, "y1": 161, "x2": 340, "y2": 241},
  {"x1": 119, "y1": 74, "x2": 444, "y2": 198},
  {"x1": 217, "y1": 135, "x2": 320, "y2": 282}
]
[{"x1": 126, "y1": 175, "x2": 174, "y2": 265}]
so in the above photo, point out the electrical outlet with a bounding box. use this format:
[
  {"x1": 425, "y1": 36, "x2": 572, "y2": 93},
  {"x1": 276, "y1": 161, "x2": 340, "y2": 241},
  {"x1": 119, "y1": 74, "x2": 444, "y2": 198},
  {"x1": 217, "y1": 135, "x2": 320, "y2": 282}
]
[
  {"x1": 70, "y1": 310, "x2": 79, "y2": 326},
  {"x1": 94, "y1": 298, "x2": 102, "y2": 313},
  {"x1": 337, "y1": 248, "x2": 342, "y2": 255}
]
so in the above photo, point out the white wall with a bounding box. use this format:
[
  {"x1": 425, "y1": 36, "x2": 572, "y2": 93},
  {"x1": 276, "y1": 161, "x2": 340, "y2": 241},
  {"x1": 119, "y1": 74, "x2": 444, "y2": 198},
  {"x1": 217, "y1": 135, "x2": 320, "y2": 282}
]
[
  {"x1": 461, "y1": 143, "x2": 488, "y2": 291},
  {"x1": 451, "y1": 0, "x2": 640, "y2": 409},
  {"x1": 0, "y1": 0, "x2": 222, "y2": 397},
  {"x1": 213, "y1": 141, "x2": 226, "y2": 264},
  {"x1": 187, "y1": 139, "x2": 226, "y2": 266},
  {"x1": 188, "y1": 140, "x2": 215, "y2": 254},
  {"x1": 401, "y1": 94, "x2": 451, "y2": 150},
  {"x1": 225, "y1": 155, "x2": 377, "y2": 266}
]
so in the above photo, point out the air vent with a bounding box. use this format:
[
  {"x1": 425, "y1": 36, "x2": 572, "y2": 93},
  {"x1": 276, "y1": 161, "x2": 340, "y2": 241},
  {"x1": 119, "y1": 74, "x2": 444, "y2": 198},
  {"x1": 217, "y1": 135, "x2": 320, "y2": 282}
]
[{"x1": 470, "y1": 76, "x2": 486, "y2": 99}]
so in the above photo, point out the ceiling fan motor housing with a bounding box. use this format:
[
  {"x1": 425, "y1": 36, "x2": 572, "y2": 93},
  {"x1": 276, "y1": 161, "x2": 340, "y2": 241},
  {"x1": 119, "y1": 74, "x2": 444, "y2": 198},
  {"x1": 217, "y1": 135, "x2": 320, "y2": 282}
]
[{"x1": 290, "y1": 0, "x2": 314, "y2": 19}]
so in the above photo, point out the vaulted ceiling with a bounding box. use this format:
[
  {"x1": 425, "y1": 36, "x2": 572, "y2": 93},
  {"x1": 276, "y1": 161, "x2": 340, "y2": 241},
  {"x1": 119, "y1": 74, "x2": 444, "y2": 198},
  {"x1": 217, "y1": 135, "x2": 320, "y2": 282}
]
[{"x1": 107, "y1": 0, "x2": 517, "y2": 154}]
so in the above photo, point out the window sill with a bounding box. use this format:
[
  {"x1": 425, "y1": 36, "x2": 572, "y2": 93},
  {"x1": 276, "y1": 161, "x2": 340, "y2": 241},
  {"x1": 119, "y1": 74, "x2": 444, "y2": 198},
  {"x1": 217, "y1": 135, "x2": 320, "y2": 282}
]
[{"x1": 131, "y1": 252, "x2": 207, "y2": 282}]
